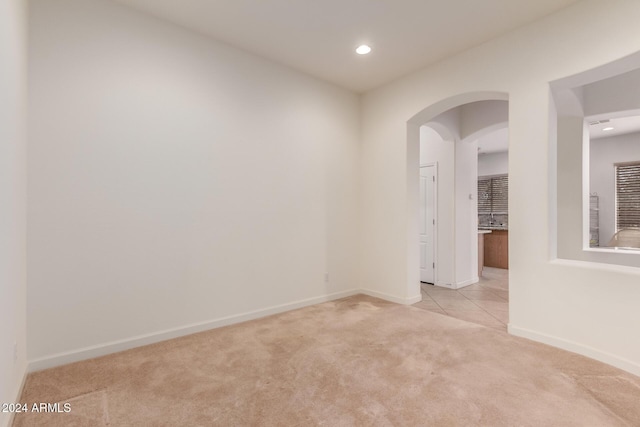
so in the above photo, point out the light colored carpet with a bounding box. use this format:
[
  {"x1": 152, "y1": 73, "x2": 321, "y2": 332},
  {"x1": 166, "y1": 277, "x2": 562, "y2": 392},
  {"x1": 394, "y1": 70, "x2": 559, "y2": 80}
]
[{"x1": 14, "y1": 295, "x2": 640, "y2": 426}]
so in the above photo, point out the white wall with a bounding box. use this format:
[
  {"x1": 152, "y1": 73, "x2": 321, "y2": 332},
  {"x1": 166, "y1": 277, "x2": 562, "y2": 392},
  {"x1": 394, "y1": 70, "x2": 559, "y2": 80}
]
[
  {"x1": 478, "y1": 152, "x2": 508, "y2": 176},
  {"x1": 420, "y1": 126, "x2": 454, "y2": 287},
  {"x1": 455, "y1": 139, "x2": 479, "y2": 287},
  {"x1": 28, "y1": 0, "x2": 360, "y2": 367},
  {"x1": 556, "y1": 115, "x2": 590, "y2": 261},
  {"x1": 361, "y1": 0, "x2": 640, "y2": 375},
  {"x1": 0, "y1": 0, "x2": 28, "y2": 424},
  {"x1": 590, "y1": 131, "x2": 640, "y2": 246}
]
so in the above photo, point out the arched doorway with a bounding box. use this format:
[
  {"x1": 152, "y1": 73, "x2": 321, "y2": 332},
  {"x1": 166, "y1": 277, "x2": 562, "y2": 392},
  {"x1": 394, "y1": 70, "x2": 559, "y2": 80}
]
[{"x1": 408, "y1": 92, "x2": 510, "y2": 329}]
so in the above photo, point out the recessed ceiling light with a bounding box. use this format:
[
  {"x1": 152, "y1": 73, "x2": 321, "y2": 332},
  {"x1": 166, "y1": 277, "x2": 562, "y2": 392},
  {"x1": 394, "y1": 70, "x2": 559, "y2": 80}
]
[
  {"x1": 602, "y1": 127, "x2": 614, "y2": 131},
  {"x1": 356, "y1": 45, "x2": 371, "y2": 55}
]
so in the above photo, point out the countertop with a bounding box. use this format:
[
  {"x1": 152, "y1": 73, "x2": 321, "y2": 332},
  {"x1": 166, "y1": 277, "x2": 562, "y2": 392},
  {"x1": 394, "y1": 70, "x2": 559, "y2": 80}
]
[
  {"x1": 478, "y1": 229, "x2": 492, "y2": 234},
  {"x1": 478, "y1": 226, "x2": 508, "y2": 231}
]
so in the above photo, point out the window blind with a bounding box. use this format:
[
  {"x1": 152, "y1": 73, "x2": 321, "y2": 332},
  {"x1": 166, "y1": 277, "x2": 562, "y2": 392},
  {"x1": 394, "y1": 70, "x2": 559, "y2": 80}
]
[
  {"x1": 478, "y1": 178, "x2": 491, "y2": 214},
  {"x1": 477, "y1": 175, "x2": 508, "y2": 214},
  {"x1": 616, "y1": 162, "x2": 640, "y2": 230}
]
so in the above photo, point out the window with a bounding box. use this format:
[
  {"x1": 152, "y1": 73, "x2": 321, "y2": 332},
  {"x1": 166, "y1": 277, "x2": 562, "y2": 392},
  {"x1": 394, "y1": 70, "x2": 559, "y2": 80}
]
[
  {"x1": 615, "y1": 161, "x2": 640, "y2": 231},
  {"x1": 478, "y1": 175, "x2": 508, "y2": 214}
]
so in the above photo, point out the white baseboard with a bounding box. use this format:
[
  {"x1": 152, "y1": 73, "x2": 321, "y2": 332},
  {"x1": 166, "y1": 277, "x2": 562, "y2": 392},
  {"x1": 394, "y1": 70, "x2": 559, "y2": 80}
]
[
  {"x1": 3, "y1": 363, "x2": 28, "y2": 427},
  {"x1": 454, "y1": 277, "x2": 479, "y2": 289},
  {"x1": 24, "y1": 293, "x2": 640, "y2": 380},
  {"x1": 434, "y1": 282, "x2": 453, "y2": 288},
  {"x1": 509, "y1": 324, "x2": 640, "y2": 377},
  {"x1": 359, "y1": 289, "x2": 422, "y2": 305},
  {"x1": 28, "y1": 289, "x2": 361, "y2": 372},
  {"x1": 27, "y1": 288, "x2": 425, "y2": 372}
]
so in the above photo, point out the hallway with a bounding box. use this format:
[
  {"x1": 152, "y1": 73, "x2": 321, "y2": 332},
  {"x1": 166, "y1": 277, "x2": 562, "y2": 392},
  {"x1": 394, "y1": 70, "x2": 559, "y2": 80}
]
[{"x1": 413, "y1": 268, "x2": 508, "y2": 331}]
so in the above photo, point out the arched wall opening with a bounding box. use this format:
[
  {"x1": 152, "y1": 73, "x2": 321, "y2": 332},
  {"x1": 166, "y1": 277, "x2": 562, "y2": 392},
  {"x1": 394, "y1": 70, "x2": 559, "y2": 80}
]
[{"x1": 406, "y1": 92, "x2": 509, "y2": 299}]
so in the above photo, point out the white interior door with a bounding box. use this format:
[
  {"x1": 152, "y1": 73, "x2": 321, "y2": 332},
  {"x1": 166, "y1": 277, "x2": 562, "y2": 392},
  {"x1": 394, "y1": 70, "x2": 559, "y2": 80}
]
[{"x1": 420, "y1": 165, "x2": 436, "y2": 283}]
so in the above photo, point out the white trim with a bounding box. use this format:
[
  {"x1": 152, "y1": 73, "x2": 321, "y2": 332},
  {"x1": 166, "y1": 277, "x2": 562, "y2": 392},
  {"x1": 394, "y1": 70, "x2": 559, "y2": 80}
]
[
  {"x1": 454, "y1": 276, "x2": 479, "y2": 289},
  {"x1": 28, "y1": 289, "x2": 422, "y2": 371},
  {"x1": 28, "y1": 290, "x2": 361, "y2": 372},
  {"x1": 584, "y1": 247, "x2": 640, "y2": 255},
  {"x1": 550, "y1": 257, "x2": 640, "y2": 274},
  {"x1": 360, "y1": 289, "x2": 422, "y2": 305},
  {"x1": 25, "y1": 292, "x2": 640, "y2": 381},
  {"x1": 509, "y1": 324, "x2": 640, "y2": 377},
  {"x1": 5, "y1": 365, "x2": 28, "y2": 427},
  {"x1": 435, "y1": 282, "x2": 453, "y2": 288}
]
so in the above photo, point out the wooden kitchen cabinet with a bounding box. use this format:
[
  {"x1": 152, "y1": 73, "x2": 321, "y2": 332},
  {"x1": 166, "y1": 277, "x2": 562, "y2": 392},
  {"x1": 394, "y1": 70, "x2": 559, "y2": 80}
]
[{"x1": 484, "y1": 230, "x2": 508, "y2": 269}]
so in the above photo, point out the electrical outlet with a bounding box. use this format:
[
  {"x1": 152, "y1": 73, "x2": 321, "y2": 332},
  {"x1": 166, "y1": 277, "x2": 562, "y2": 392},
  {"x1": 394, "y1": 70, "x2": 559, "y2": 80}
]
[
  {"x1": 13, "y1": 341, "x2": 17, "y2": 363},
  {"x1": 324, "y1": 272, "x2": 329, "y2": 283}
]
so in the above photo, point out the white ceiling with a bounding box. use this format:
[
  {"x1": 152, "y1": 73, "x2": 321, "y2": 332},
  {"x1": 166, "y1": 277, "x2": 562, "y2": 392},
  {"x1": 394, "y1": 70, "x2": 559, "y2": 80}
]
[
  {"x1": 474, "y1": 116, "x2": 640, "y2": 156},
  {"x1": 589, "y1": 115, "x2": 640, "y2": 140},
  {"x1": 113, "y1": 0, "x2": 580, "y2": 93}
]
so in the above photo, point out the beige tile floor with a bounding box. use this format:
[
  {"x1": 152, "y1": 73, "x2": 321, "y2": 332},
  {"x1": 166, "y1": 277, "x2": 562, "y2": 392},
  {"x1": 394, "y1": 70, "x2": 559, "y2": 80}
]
[{"x1": 413, "y1": 267, "x2": 509, "y2": 331}]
